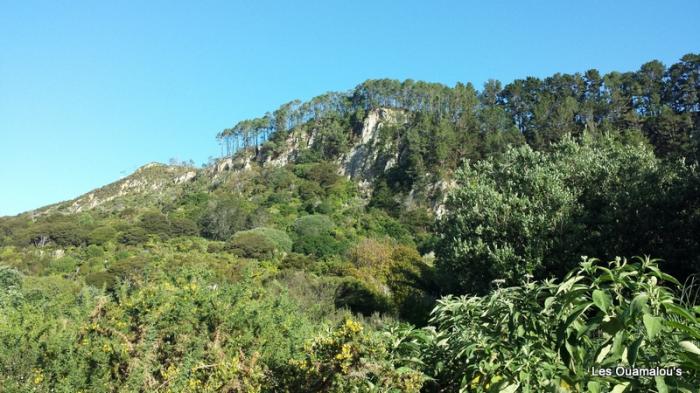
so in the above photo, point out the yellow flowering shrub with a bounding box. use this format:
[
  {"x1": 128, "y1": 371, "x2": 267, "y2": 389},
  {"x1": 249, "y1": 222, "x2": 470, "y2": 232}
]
[{"x1": 284, "y1": 318, "x2": 426, "y2": 392}]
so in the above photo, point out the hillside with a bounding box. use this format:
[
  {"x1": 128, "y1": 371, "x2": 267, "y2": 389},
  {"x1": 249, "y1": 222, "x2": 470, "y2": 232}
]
[
  {"x1": 36, "y1": 163, "x2": 199, "y2": 215},
  {"x1": 34, "y1": 107, "x2": 452, "y2": 219},
  {"x1": 1, "y1": 54, "x2": 699, "y2": 392}
]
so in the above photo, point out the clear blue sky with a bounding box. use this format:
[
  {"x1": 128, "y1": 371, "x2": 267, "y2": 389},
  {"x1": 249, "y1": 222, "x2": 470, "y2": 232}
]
[{"x1": 1, "y1": 0, "x2": 699, "y2": 216}]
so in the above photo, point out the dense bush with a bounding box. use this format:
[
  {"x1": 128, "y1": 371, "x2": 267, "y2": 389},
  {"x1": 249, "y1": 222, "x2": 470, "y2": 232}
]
[
  {"x1": 87, "y1": 226, "x2": 117, "y2": 245},
  {"x1": 0, "y1": 265, "x2": 22, "y2": 290},
  {"x1": 0, "y1": 266, "x2": 316, "y2": 392},
  {"x1": 84, "y1": 271, "x2": 117, "y2": 289},
  {"x1": 139, "y1": 211, "x2": 171, "y2": 237},
  {"x1": 437, "y1": 135, "x2": 700, "y2": 294},
  {"x1": 279, "y1": 252, "x2": 315, "y2": 270},
  {"x1": 334, "y1": 278, "x2": 393, "y2": 316},
  {"x1": 293, "y1": 162, "x2": 341, "y2": 190},
  {"x1": 227, "y1": 227, "x2": 292, "y2": 259},
  {"x1": 20, "y1": 218, "x2": 92, "y2": 247},
  {"x1": 292, "y1": 214, "x2": 345, "y2": 258},
  {"x1": 283, "y1": 319, "x2": 427, "y2": 392},
  {"x1": 85, "y1": 244, "x2": 104, "y2": 258},
  {"x1": 48, "y1": 256, "x2": 78, "y2": 275},
  {"x1": 117, "y1": 226, "x2": 148, "y2": 245},
  {"x1": 421, "y1": 257, "x2": 700, "y2": 392},
  {"x1": 345, "y1": 238, "x2": 435, "y2": 323},
  {"x1": 199, "y1": 196, "x2": 253, "y2": 240},
  {"x1": 169, "y1": 217, "x2": 199, "y2": 237}
]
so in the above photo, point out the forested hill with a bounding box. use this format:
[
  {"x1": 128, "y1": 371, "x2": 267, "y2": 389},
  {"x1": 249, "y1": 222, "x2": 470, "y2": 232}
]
[
  {"x1": 211, "y1": 52, "x2": 700, "y2": 212},
  {"x1": 218, "y1": 53, "x2": 700, "y2": 164},
  {"x1": 21, "y1": 53, "x2": 700, "y2": 217},
  {"x1": 1, "y1": 55, "x2": 699, "y2": 392}
]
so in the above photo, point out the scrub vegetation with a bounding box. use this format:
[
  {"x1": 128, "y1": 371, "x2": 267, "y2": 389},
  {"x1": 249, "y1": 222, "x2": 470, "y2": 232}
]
[{"x1": 1, "y1": 54, "x2": 699, "y2": 392}]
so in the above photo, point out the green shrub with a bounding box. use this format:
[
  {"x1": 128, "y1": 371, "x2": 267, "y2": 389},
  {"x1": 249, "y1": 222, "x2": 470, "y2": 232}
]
[
  {"x1": 139, "y1": 211, "x2": 171, "y2": 238},
  {"x1": 346, "y1": 239, "x2": 435, "y2": 324},
  {"x1": 284, "y1": 318, "x2": 426, "y2": 392},
  {"x1": 310, "y1": 119, "x2": 350, "y2": 160},
  {"x1": 206, "y1": 241, "x2": 226, "y2": 253},
  {"x1": 26, "y1": 219, "x2": 91, "y2": 247},
  {"x1": 360, "y1": 208, "x2": 413, "y2": 244},
  {"x1": 293, "y1": 162, "x2": 341, "y2": 189},
  {"x1": 107, "y1": 257, "x2": 148, "y2": 283},
  {"x1": 292, "y1": 214, "x2": 344, "y2": 257},
  {"x1": 88, "y1": 226, "x2": 117, "y2": 245},
  {"x1": 334, "y1": 278, "x2": 392, "y2": 316},
  {"x1": 228, "y1": 227, "x2": 292, "y2": 259},
  {"x1": 294, "y1": 148, "x2": 323, "y2": 164},
  {"x1": 199, "y1": 196, "x2": 253, "y2": 240},
  {"x1": 279, "y1": 252, "x2": 315, "y2": 270},
  {"x1": 424, "y1": 257, "x2": 700, "y2": 392},
  {"x1": 437, "y1": 135, "x2": 700, "y2": 294},
  {"x1": 368, "y1": 179, "x2": 401, "y2": 214},
  {"x1": 117, "y1": 226, "x2": 148, "y2": 245},
  {"x1": 83, "y1": 257, "x2": 105, "y2": 273},
  {"x1": 297, "y1": 180, "x2": 324, "y2": 202},
  {"x1": 0, "y1": 265, "x2": 22, "y2": 290},
  {"x1": 85, "y1": 244, "x2": 104, "y2": 258},
  {"x1": 254, "y1": 227, "x2": 293, "y2": 251},
  {"x1": 169, "y1": 216, "x2": 199, "y2": 237},
  {"x1": 49, "y1": 256, "x2": 78, "y2": 274},
  {"x1": 386, "y1": 245, "x2": 436, "y2": 325},
  {"x1": 84, "y1": 271, "x2": 117, "y2": 290}
]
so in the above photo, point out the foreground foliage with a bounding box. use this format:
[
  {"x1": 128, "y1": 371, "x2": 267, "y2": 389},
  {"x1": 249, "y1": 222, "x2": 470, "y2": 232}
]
[
  {"x1": 0, "y1": 55, "x2": 699, "y2": 391},
  {"x1": 423, "y1": 257, "x2": 700, "y2": 392},
  {"x1": 2, "y1": 257, "x2": 698, "y2": 392}
]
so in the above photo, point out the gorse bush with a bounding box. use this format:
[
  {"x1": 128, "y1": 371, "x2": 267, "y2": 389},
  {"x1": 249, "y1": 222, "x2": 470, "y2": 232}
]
[
  {"x1": 283, "y1": 318, "x2": 427, "y2": 392},
  {"x1": 0, "y1": 265, "x2": 315, "y2": 392},
  {"x1": 342, "y1": 238, "x2": 436, "y2": 324}
]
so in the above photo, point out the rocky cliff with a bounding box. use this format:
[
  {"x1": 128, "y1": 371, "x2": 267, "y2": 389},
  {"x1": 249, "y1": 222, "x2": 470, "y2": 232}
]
[{"x1": 33, "y1": 108, "x2": 453, "y2": 216}]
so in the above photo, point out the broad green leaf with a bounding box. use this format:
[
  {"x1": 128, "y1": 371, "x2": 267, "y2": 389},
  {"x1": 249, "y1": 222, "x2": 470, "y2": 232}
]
[
  {"x1": 600, "y1": 316, "x2": 624, "y2": 335},
  {"x1": 592, "y1": 289, "x2": 611, "y2": 313},
  {"x1": 611, "y1": 331, "x2": 625, "y2": 359},
  {"x1": 562, "y1": 302, "x2": 593, "y2": 328},
  {"x1": 556, "y1": 275, "x2": 584, "y2": 295},
  {"x1": 627, "y1": 336, "x2": 643, "y2": 365},
  {"x1": 679, "y1": 340, "x2": 700, "y2": 356},
  {"x1": 667, "y1": 321, "x2": 700, "y2": 340},
  {"x1": 664, "y1": 303, "x2": 698, "y2": 323},
  {"x1": 610, "y1": 382, "x2": 630, "y2": 393},
  {"x1": 642, "y1": 314, "x2": 662, "y2": 339},
  {"x1": 544, "y1": 296, "x2": 556, "y2": 310},
  {"x1": 499, "y1": 383, "x2": 519, "y2": 393},
  {"x1": 596, "y1": 344, "x2": 612, "y2": 363},
  {"x1": 655, "y1": 375, "x2": 668, "y2": 393},
  {"x1": 629, "y1": 294, "x2": 649, "y2": 316},
  {"x1": 587, "y1": 381, "x2": 601, "y2": 393}
]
